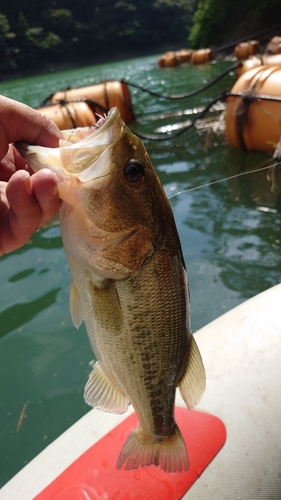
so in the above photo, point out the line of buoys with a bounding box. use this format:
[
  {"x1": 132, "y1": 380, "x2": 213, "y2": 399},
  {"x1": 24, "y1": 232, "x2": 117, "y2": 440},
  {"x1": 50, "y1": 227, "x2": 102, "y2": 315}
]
[
  {"x1": 158, "y1": 35, "x2": 281, "y2": 70},
  {"x1": 43, "y1": 80, "x2": 135, "y2": 125},
  {"x1": 225, "y1": 66, "x2": 281, "y2": 152},
  {"x1": 157, "y1": 48, "x2": 213, "y2": 68}
]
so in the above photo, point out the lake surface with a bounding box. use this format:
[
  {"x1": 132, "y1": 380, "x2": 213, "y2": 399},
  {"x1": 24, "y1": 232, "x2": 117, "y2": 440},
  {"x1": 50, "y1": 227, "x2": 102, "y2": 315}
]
[{"x1": 0, "y1": 54, "x2": 280, "y2": 488}]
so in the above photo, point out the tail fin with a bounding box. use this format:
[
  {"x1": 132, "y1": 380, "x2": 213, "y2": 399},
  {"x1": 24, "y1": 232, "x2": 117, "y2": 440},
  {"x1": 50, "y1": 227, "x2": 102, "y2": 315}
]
[{"x1": 116, "y1": 424, "x2": 189, "y2": 473}]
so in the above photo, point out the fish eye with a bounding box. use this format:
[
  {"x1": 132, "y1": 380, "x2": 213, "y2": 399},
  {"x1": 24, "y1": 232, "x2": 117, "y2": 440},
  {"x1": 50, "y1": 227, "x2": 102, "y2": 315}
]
[{"x1": 123, "y1": 159, "x2": 145, "y2": 183}]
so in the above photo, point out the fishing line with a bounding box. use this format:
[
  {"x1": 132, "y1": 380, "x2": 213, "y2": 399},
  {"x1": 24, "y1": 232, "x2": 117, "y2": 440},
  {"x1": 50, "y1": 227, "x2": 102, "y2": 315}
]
[{"x1": 168, "y1": 158, "x2": 280, "y2": 199}]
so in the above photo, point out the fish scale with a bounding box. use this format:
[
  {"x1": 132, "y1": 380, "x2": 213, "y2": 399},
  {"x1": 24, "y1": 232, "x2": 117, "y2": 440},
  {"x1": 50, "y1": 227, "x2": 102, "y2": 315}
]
[{"x1": 88, "y1": 251, "x2": 188, "y2": 436}]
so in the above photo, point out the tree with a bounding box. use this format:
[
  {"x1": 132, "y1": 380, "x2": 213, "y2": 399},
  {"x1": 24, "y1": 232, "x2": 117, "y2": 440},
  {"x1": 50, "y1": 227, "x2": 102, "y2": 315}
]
[
  {"x1": 189, "y1": 0, "x2": 229, "y2": 48},
  {"x1": 0, "y1": 12, "x2": 16, "y2": 71},
  {"x1": 189, "y1": 0, "x2": 281, "y2": 49},
  {"x1": 42, "y1": 9, "x2": 74, "y2": 39}
]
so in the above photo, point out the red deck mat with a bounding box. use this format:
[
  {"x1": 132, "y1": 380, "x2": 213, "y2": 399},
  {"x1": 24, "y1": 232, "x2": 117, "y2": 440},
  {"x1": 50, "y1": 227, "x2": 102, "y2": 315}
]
[{"x1": 34, "y1": 407, "x2": 226, "y2": 500}]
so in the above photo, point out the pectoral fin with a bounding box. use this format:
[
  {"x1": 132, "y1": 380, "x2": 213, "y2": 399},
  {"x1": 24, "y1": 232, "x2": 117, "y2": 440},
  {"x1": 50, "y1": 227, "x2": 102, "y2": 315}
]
[
  {"x1": 178, "y1": 335, "x2": 206, "y2": 409},
  {"x1": 69, "y1": 279, "x2": 84, "y2": 328},
  {"x1": 84, "y1": 361, "x2": 130, "y2": 414}
]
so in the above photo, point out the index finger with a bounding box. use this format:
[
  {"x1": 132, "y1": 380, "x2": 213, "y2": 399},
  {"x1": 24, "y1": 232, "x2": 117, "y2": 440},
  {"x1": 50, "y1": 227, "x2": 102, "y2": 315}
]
[{"x1": 0, "y1": 95, "x2": 62, "y2": 161}]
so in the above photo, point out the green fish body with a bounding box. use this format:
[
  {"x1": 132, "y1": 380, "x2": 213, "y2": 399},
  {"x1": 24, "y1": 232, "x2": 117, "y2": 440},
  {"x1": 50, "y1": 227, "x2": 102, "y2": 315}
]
[{"x1": 17, "y1": 107, "x2": 205, "y2": 472}]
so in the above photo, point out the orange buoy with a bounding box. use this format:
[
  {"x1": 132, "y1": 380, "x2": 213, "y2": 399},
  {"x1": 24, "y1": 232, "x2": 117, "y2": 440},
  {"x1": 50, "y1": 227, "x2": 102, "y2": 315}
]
[
  {"x1": 237, "y1": 54, "x2": 281, "y2": 77},
  {"x1": 158, "y1": 49, "x2": 193, "y2": 68},
  {"x1": 157, "y1": 55, "x2": 166, "y2": 68},
  {"x1": 175, "y1": 49, "x2": 193, "y2": 64},
  {"x1": 191, "y1": 49, "x2": 214, "y2": 65},
  {"x1": 161, "y1": 51, "x2": 179, "y2": 67},
  {"x1": 225, "y1": 65, "x2": 281, "y2": 152},
  {"x1": 265, "y1": 36, "x2": 281, "y2": 54},
  {"x1": 236, "y1": 55, "x2": 263, "y2": 77},
  {"x1": 234, "y1": 40, "x2": 260, "y2": 60},
  {"x1": 37, "y1": 101, "x2": 97, "y2": 130},
  {"x1": 50, "y1": 81, "x2": 134, "y2": 124}
]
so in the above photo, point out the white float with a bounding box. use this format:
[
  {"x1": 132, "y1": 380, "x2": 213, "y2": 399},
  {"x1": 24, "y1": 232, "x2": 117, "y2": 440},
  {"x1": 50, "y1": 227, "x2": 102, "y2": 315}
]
[{"x1": 1, "y1": 283, "x2": 280, "y2": 499}]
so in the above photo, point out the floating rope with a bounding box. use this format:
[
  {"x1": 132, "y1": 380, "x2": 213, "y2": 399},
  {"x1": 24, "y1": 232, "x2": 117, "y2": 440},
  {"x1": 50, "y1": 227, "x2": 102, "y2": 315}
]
[
  {"x1": 130, "y1": 95, "x2": 225, "y2": 141},
  {"x1": 132, "y1": 90, "x2": 281, "y2": 142},
  {"x1": 226, "y1": 92, "x2": 281, "y2": 102},
  {"x1": 121, "y1": 62, "x2": 241, "y2": 100}
]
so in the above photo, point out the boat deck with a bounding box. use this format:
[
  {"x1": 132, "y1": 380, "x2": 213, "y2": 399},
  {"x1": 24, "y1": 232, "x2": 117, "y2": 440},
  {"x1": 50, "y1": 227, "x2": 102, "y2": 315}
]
[{"x1": 1, "y1": 284, "x2": 280, "y2": 499}]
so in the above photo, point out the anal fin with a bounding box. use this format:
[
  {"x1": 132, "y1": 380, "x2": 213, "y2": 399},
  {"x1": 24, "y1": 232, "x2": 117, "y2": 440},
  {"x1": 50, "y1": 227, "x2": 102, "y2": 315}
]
[
  {"x1": 84, "y1": 361, "x2": 130, "y2": 414},
  {"x1": 179, "y1": 335, "x2": 206, "y2": 410}
]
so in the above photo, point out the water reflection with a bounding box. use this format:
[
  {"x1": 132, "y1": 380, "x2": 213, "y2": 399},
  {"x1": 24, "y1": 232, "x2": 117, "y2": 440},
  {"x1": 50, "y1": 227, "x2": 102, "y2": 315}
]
[
  {"x1": 30, "y1": 220, "x2": 62, "y2": 250},
  {"x1": 0, "y1": 288, "x2": 61, "y2": 338},
  {"x1": 9, "y1": 268, "x2": 36, "y2": 282},
  {"x1": 178, "y1": 147, "x2": 281, "y2": 298},
  {"x1": 225, "y1": 148, "x2": 281, "y2": 210},
  {"x1": 0, "y1": 388, "x2": 90, "y2": 488}
]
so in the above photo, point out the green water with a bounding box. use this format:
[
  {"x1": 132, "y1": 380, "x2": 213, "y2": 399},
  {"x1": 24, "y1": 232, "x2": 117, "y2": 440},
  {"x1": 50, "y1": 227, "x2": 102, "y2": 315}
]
[{"x1": 0, "y1": 55, "x2": 281, "y2": 488}]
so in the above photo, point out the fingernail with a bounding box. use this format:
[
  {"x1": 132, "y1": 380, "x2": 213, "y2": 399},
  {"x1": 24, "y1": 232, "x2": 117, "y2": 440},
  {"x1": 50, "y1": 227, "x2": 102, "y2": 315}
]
[
  {"x1": 50, "y1": 172, "x2": 59, "y2": 195},
  {"x1": 22, "y1": 171, "x2": 32, "y2": 195}
]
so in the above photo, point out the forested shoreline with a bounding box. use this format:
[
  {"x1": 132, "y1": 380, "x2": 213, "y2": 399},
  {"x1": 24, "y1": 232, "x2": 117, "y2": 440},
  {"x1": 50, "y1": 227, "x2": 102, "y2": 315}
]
[{"x1": 0, "y1": 0, "x2": 281, "y2": 80}]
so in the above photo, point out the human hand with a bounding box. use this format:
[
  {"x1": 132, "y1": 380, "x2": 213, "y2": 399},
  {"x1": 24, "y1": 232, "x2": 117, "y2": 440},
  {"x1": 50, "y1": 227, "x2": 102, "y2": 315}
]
[{"x1": 0, "y1": 95, "x2": 63, "y2": 256}]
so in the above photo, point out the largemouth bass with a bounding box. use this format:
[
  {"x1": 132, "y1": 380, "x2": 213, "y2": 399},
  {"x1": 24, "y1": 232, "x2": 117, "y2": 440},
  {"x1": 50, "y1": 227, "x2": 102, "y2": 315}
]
[{"x1": 17, "y1": 107, "x2": 205, "y2": 473}]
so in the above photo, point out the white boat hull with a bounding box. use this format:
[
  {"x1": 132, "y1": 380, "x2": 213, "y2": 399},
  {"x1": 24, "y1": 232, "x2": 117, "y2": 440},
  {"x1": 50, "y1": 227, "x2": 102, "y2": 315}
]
[{"x1": 1, "y1": 284, "x2": 280, "y2": 499}]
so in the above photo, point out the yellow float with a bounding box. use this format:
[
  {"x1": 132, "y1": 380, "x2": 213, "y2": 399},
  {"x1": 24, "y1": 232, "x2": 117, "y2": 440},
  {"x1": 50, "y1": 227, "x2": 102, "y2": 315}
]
[
  {"x1": 49, "y1": 81, "x2": 134, "y2": 125},
  {"x1": 237, "y1": 53, "x2": 281, "y2": 77},
  {"x1": 265, "y1": 36, "x2": 281, "y2": 54},
  {"x1": 234, "y1": 40, "x2": 260, "y2": 60},
  {"x1": 225, "y1": 65, "x2": 281, "y2": 152},
  {"x1": 191, "y1": 48, "x2": 214, "y2": 65},
  {"x1": 157, "y1": 51, "x2": 179, "y2": 68},
  {"x1": 175, "y1": 49, "x2": 193, "y2": 64},
  {"x1": 37, "y1": 101, "x2": 98, "y2": 130},
  {"x1": 157, "y1": 49, "x2": 194, "y2": 68}
]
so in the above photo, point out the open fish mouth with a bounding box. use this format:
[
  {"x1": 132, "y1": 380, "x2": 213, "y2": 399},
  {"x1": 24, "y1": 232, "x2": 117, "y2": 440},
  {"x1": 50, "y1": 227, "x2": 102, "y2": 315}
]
[
  {"x1": 91, "y1": 107, "x2": 118, "y2": 134},
  {"x1": 59, "y1": 106, "x2": 122, "y2": 146},
  {"x1": 16, "y1": 106, "x2": 122, "y2": 158},
  {"x1": 15, "y1": 107, "x2": 124, "y2": 187}
]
